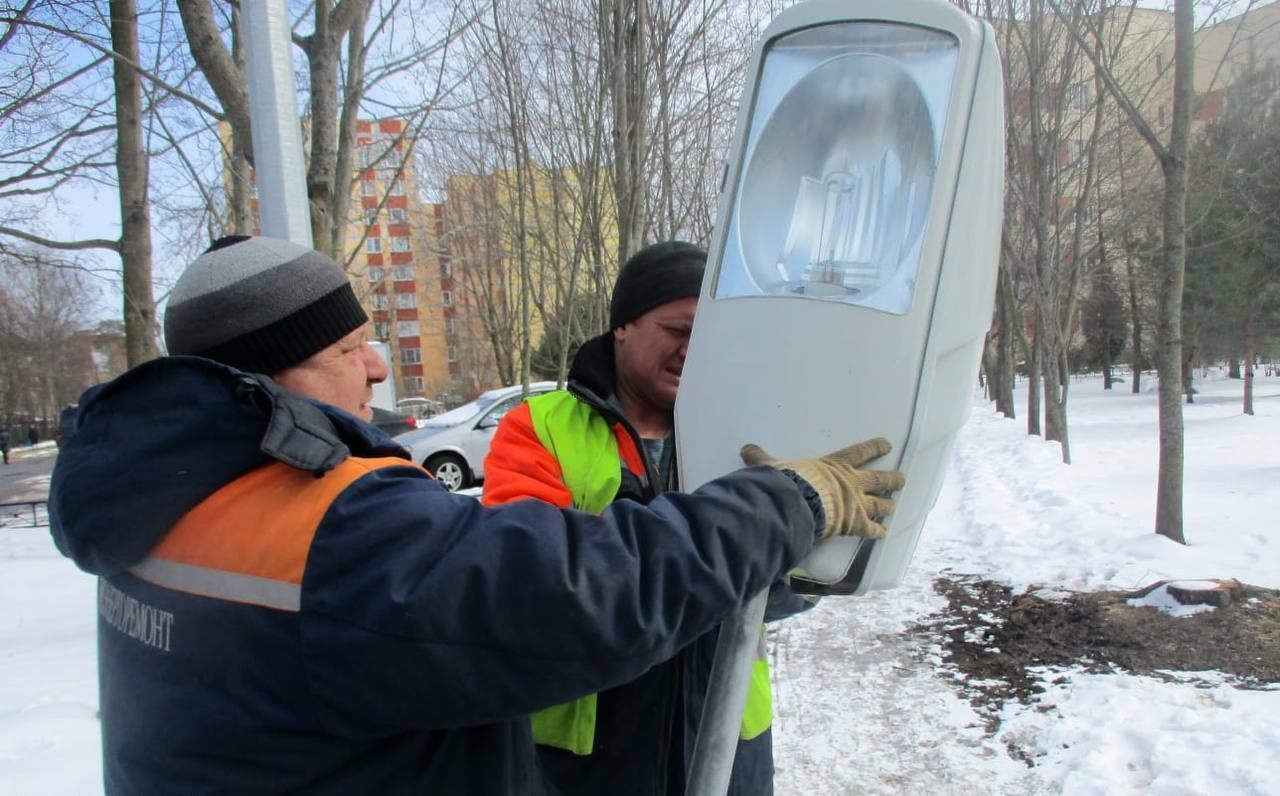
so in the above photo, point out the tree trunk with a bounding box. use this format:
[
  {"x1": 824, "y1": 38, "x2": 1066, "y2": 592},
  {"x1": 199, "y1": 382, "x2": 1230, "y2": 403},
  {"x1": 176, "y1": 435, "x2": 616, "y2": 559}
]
[
  {"x1": 110, "y1": 0, "x2": 158, "y2": 366},
  {"x1": 300, "y1": 0, "x2": 368, "y2": 257},
  {"x1": 1243, "y1": 312, "x2": 1256, "y2": 416},
  {"x1": 601, "y1": 0, "x2": 649, "y2": 263},
  {"x1": 1027, "y1": 324, "x2": 1042, "y2": 437},
  {"x1": 1182, "y1": 344, "x2": 1195, "y2": 404},
  {"x1": 305, "y1": 6, "x2": 339, "y2": 256},
  {"x1": 328, "y1": 0, "x2": 371, "y2": 262},
  {"x1": 226, "y1": 3, "x2": 252, "y2": 234},
  {"x1": 1126, "y1": 253, "x2": 1143, "y2": 394},
  {"x1": 1103, "y1": 333, "x2": 1113, "y2": 389},
  {"x1": 995, "y1": 267, "x2": 1016, "y2": 418},
  {"x1": 1153, "y1": 0, "x2": 1193, "y2": 545},
  {"x1": 1227, "y1": 358, "x2": 1240, "y2": 379},
  {"x1": 1041, "y1": 334, "x2": 1071, "y2": 463}
]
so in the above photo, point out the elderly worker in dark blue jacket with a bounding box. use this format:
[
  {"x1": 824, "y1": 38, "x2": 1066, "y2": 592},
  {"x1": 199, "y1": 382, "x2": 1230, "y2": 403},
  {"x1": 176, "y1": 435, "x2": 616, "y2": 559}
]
[{"x1": 50, "y1": 235, "x2": 903, "y2": 794}]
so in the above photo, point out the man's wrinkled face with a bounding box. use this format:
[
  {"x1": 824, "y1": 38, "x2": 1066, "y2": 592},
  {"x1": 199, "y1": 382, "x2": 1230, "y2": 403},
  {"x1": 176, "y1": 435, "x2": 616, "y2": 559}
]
[
  {"x1": 613, "y1": 297, "x2": 698, "y2": 412},
  {"x1": 272, "y1": 324, "x2": 388, "y2": 420}
]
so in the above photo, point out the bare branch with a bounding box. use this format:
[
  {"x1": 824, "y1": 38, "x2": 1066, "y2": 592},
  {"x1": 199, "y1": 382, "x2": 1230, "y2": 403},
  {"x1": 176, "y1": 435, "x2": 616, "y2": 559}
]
[
  {"x1": 177, "y1": 0, "x2": 253, "y2": 164},
  {"x1": 0, "y1": 224, "x2": 120, "y2": 252},
  {"x1": 0, "y1": 14, "x2": 226, "y2": 121}
]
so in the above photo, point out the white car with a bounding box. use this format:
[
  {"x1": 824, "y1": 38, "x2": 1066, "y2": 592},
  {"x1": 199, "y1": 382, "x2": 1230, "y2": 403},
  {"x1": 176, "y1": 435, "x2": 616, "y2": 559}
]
[{"x1": 393, "y1": 381, "x2": 558, "y2": 491}]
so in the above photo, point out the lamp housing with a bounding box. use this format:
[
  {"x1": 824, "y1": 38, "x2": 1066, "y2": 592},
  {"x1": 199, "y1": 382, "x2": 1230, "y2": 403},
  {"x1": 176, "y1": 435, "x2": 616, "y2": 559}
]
[{"x1": 675, "y1": 0, "x2": 1004, "y2": 595}]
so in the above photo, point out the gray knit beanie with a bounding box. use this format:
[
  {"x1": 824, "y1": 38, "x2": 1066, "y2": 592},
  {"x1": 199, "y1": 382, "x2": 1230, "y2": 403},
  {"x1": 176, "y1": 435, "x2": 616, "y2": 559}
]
[{"x1": 163, "y1": 235, "x2": 368, "y2": 374}]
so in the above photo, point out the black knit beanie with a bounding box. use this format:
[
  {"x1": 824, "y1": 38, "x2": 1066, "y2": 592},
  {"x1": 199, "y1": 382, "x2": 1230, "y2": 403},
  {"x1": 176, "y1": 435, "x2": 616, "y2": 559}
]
[
  {"x1": 163, "y1": 235, "x2": 369, "y2": 374},
  {"x1": 609, "y1": 241, "x2": 707, "y2": 329}
]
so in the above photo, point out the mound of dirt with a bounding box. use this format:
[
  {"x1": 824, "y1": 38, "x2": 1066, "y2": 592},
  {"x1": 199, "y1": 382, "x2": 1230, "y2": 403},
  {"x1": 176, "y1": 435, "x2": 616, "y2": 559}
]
[{"x1": 914, "y1": 575, "x2": 1280, "y2": 732}]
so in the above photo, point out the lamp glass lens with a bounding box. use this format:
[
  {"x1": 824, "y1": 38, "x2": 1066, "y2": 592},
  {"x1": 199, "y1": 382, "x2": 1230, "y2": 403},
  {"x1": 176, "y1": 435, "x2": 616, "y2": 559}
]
[{"x1": 716, "y1": 23, "x2": 958, "y2": 314}]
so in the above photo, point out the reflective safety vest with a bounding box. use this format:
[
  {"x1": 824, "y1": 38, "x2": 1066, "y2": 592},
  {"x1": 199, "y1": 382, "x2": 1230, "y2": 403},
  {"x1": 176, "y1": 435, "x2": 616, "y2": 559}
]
[{"x1": 526, "y1": 391, "x2": 773, "y2": 755}]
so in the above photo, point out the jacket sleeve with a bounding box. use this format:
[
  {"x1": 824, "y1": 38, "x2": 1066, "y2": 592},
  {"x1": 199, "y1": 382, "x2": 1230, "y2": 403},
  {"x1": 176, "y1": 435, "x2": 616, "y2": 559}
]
[
  {"x1": 481, "y1": 402, "x2": 572, "y2": 509},
  {"x1": 298, "y1": 462, "x2": 816, "y2": 733}
]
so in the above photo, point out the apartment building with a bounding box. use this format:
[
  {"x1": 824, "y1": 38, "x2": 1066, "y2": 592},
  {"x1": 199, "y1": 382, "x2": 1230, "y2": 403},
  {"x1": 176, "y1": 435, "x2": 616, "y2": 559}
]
[
  {"x1": 226, "y1": 117, "x2": 476, "y2": 404},
  {"x1": 345, "y1": 118, "x2": 459, "y2": 403},
  {"x1": 439, "y1": 167, "x2": 618, "y2": 395},
  {"x1": 1194, "y1": 1, "x2": 1280, "y2": 122}
]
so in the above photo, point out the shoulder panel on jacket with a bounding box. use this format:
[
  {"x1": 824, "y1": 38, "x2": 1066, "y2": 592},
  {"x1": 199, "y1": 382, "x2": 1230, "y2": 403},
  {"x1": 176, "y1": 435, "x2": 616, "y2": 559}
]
[
  {"x1": 136, "y1": 457, "x2": 417, "y2": 609},
  {"x1": 481, "y1": 402, "x2": 571, "y2": 509}
]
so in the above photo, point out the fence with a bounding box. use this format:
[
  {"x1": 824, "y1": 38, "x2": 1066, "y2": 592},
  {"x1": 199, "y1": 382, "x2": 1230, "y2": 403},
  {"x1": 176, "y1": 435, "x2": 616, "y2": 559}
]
[{"x1": 0, "y1": 500, "x2": 49, "y2": 528}]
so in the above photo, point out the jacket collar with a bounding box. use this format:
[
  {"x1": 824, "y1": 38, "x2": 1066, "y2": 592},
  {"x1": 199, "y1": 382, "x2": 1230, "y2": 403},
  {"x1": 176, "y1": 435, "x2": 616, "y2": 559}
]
[
  {"x1": 49, "y1": 356, "x2": 408, "y2": 576},
  {"x1": 564, "y1": 332, "x2": 678, "y2": 493}
]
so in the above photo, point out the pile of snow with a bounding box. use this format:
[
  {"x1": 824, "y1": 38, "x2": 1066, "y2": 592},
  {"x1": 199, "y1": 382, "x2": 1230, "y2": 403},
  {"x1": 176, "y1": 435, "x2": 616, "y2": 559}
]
[{"x1": 772, "y1": 371, "x2": 1280, "y2": 794}]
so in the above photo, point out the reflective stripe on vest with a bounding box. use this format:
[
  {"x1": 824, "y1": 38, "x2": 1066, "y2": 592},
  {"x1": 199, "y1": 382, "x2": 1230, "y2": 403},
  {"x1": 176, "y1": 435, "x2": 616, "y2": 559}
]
[{"x1": 526, "y1": 391, "x2": 772, "y2": 753}]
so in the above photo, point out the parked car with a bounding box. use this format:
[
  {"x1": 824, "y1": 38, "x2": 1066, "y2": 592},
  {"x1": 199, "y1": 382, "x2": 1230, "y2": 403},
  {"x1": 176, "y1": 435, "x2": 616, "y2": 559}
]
[
  {"x1": 369, "y1": 406, "x2": 418, "y2": 437},
  {"x1": 55, "y1": 404, "x2": 79, "y2": 448},
  {"x1": 396, "y1": 396, "x2": 445, "y2": 421},
  {"x1": 393, "y1": 381, "x2": 558, "y2": 491}
]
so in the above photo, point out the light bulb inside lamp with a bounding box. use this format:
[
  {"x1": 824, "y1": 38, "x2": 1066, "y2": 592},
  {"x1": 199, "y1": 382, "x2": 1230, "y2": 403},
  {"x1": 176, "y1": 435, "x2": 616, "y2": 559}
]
[{"x1": 728, "y1": 27, "x2": 956, "y2": 316}]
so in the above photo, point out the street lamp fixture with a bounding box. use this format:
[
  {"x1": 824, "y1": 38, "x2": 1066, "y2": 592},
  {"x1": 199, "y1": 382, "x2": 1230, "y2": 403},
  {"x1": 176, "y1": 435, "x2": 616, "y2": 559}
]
[{"x1": 675, "y1": 1, "x2": 1004, "y2": 791}]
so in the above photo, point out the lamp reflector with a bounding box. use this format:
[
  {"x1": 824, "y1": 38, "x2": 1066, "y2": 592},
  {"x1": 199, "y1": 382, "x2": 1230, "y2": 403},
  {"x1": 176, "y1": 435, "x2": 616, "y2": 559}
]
[{"x1": 716, "y1": 24, "x2": 959, "y2": 315}]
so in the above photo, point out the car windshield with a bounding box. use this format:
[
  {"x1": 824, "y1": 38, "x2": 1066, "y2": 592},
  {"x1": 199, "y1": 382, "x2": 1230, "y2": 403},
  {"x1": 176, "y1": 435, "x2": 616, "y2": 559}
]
[{"x1": 419, "y1": 391, "x2": 506, "y2": 427}]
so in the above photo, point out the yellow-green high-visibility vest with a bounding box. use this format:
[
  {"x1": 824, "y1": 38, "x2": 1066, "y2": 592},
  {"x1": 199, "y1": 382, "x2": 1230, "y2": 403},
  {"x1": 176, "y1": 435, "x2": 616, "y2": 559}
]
[{"x1": 526, "y1": 392, "x2": 773, "y2": 755}]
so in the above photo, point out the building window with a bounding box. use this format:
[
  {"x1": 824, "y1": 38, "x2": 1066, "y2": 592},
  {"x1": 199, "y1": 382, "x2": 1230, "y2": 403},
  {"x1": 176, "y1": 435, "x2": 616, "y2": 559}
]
[
  {"x1": 397, "y1": 321, "x2": 420, "y2": 337},
  {"x1": 444, "y1": 317, "x2": 456, "y2": 335},
  {"x1": 400, "y1": 347, "x2": 422, "y2": 364},
  {"x1": 389, "y1": 178, "x2": 404, "y2": 196},
  {"x1": 1067, "y1": 138, "x2": 1088, "y2": 167},
  {"x1": 441, "y1": 290, "x2": 453, "y2": 307},
  {"x1": 439, "y1": 261, "x2": 452, "y2": 280},
  {"x1": 1065, "y1": 83, "x2": 1089, "y2": 112},
  {"x1": 395, "y1": 292, "x2": 417, "y2": 309},
  {"x1": 362, "y1": 179, "x2": 376, "y2": 196},
  {"x1": 371, "y1": 294, "x2": 389, "y2": 310},
  {"x1": 403, "y1": 376, "x2": 425, "y2": 394},
  {"x1": 447, "y1": 345, "x2": 458, "y2": 363},
  {"x1": 367, "y1": 266, "x2": 385, "y2": 282},
  {"x1": 391, "y1": 236, "x2": 411, "y2": 253},
  {"x1": 389, "y1": 208, "x2": 407, "y2": 223},
  {"x1": 365, "y1": 208, "x2": 378, "y2": 226},
  {"x1": 366, "y1": 237, "x2": 382, "y2": 253},
  {"x1": 374, "y1": 321, "x2": 390, "y2": 340},
  {"x1": 393, "y1": 265, "x2": 414, "y2": 281},
  {"x1": 1155, "y1": 52, "x2": 1164, "y2": 74}
]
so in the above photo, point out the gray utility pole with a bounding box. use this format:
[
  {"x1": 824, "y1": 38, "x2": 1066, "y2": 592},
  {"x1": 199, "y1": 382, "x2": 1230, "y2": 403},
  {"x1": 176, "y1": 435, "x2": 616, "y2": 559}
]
[
  {"x1": 241, "y1": 0, "x2": 312, "y2": 246},
  {"x1": 685, "y1": 590, "x2": 768, "y2": 795}
]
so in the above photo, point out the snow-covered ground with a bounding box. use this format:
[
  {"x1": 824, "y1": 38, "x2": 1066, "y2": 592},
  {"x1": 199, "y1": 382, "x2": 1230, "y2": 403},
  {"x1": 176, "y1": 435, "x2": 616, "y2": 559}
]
[
  {"x1": 772, "y1": 370, "x2": 1280, "y2": 795},
  {"x1": 1, "y1": 370, "x2": 1277, "y2": 793}
]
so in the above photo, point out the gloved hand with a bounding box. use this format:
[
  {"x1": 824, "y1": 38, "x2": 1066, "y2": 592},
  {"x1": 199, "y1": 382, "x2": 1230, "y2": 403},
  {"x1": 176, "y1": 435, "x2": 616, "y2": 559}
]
[{"x1": 741, "y1": 437, "x2": 905, "y2": 540}]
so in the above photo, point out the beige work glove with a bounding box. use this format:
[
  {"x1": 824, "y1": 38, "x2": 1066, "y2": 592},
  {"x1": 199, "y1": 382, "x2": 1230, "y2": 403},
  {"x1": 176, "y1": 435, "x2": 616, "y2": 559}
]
[{"x1": 741, "y1": 437, "x2": 905, "y2": 540}]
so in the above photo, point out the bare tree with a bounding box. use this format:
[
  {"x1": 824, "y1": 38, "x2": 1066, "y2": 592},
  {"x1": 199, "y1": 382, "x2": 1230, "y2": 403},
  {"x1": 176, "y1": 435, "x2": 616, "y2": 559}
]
[
  {"x1": 179, "y1": 0, "x2": 469, "y2": 260},
  {"x1": 1186, "y1": 60, "x2": 1280, "y2": 417},
  {"x1": 600, "y1": 0, "x2": 648, "y2": 265},
  {"x1": 0, "y1": 248, "x2": 102, "y2": 425},
  {"x1": 981, "y1": 0, "x2": 1119, "y2": 461},
  {"x1": 1047, "y1": 0, "x2": 1199, "y2": 542},
  {"x1": 0, "y1": 0, "x2": 161, "y2": 365},
  {"x1": 109, "y1": 0, "x2": 156, "y2": 365},
  {"x1": 428, "y1": 0, "x2": 761, "y2": 387}
]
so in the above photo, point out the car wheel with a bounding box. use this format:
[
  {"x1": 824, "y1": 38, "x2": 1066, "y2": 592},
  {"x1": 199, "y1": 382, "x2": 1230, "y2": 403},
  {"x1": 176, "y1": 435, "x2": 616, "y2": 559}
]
[{"x1": 427, "y1": 454, "x2": 470, "y2": 492}]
